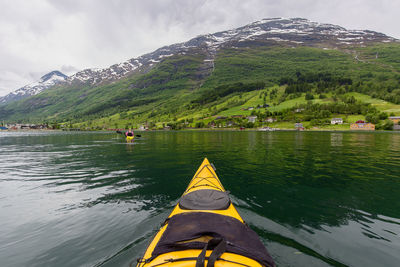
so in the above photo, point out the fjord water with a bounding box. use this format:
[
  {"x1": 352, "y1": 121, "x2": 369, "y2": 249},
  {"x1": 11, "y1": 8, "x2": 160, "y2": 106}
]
[{"x1": 0, "y1": 131, "x2": 399, "y2": 267}]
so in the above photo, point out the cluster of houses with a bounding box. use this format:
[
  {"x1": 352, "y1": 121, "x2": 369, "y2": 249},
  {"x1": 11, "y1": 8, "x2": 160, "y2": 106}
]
[
  {"x1": 329, "y1": 117, "x2": 375, "y2": 130},
  {"x1": 0, "y1": 124, "x2": 49, "y2": 130},
  {"x1": 321, "y1": 116, "x2": 400, "y2": 130},
  {"x1": 4, "y1": 115, "x2": 400, "y2": 132},
  {"x1": 247, "y1": 116, "x2": 278, "y2": 124},
  {"x1": 295, "y1": 118, "x2": 376, "y2": 131},
  {"x1": 331, "y1": 116, "x2": 400, "y2": 130},
  {"x1": 329, "y1": 117, "x2": 376, "y2": 130},
  {"x1": 205, "y1": 115, "x2": 279, "y2": 128}
]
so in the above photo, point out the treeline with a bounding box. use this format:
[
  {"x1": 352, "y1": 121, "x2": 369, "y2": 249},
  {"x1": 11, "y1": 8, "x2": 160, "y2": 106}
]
[
  {"x1": 280, "y1": 71, "x2": 353, "y2": 94},
  {"x1": 191, "y1": 81, "x2": 265, "y2": 105},
  {"x1": 301, "y1": 99, "x2": 371, "y2": 115},
  {"x1": 280, "y1": 71, "x2": 400, "y2": 104},
  {"x1": 279, "y1": 71, "x2": 352, "y2": 85}
]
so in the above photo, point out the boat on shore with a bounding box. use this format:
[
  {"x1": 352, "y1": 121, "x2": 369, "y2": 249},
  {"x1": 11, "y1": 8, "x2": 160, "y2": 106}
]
[{"x1": 258, "y1": 127, "x2": 276, "y2": 131}]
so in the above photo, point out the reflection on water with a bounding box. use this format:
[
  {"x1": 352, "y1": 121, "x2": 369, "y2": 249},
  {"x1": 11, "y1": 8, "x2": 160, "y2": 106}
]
[
  {"x1": 0, "y1": 131, "x2": 400, "y2": 267},
  {"x1": 330, "y1": 133, "x2": 343, "y2": 146}
]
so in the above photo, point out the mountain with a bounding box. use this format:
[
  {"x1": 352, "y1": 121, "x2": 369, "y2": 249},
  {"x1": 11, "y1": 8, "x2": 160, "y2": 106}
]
[
  {"x1": 63, "y1": 17, "x2": 397, "y2": 87},
  {"x1": 0, "y1": 71, "x2": 68, "y2": 104},
  {"x1": 1, "y1": 18, "x2": 399, "y2": 127}
]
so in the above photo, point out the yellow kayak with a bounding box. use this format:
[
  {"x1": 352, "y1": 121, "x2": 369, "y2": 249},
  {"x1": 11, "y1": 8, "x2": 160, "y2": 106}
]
[
  {"x1": 136, "y1": 158, "x2": 275, "y2": 267},
  {"x1": 126, "y1": 135, "x2": 134, "y2": 142}
]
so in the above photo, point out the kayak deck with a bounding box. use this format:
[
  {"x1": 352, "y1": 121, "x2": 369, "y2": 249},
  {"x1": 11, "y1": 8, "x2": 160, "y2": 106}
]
[{"x1": 136, "y1": 158, "x2": 274, "y2": 267}]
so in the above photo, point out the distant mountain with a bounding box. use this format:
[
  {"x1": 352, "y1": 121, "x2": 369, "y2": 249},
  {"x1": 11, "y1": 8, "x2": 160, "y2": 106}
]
[
  {"x1": 63, "y1": 18, "x2": 397, "y2": 87},
  {"x1": 0, "y1": 71, "x2": 68, "y2": 104},
  {"x1": 0, "y1": 18, "x2": 399, "y2": 124}
]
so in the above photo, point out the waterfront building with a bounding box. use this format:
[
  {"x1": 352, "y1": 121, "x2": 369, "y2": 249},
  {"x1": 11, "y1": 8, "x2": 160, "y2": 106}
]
[
  {"x1": 350, "y1": 120, "x2": 375, "y2": 130},
  {"x1": 331, "y1": 118, "x2": 343, "y2": 125}
]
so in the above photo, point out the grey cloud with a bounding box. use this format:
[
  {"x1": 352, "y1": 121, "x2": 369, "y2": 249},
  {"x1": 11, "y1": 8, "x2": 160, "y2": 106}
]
[
  {"x1": 60, "y1": 65, "x2": 79, "y2": 75},
  {"x1": 0, "y1": 0, "x2": 399, "y2": 96}
]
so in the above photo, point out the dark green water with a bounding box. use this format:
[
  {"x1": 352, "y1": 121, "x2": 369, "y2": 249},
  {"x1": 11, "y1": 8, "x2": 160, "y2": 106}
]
[{"x1": 0, "y1": 131, "x2": 399, "y2": 267}]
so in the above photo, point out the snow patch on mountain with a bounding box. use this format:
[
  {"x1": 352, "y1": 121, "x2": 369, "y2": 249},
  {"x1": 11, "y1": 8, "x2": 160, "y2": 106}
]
[
  {"x1": 3, "y1": 18, "x2": 398, "y2": 105},
  {"x1": 0, "y1": 71, "x2": 67, "y2": 104}
]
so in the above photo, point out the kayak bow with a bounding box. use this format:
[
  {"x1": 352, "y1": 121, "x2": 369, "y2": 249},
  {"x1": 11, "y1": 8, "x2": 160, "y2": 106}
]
[{"x1": 136, "y1": 158, "x2": 275, "y2": 267}]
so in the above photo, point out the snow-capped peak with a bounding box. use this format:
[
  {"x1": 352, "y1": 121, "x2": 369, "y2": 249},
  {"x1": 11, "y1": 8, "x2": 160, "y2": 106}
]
[
  {"x1": 2, "y1": 18, "x2": 397, "y2": 105},
  {"x1": 40, "y1": 71, "x2": 68, "y2": 83},
  {"x1": 0, "y1": 70, "x2": 68, "y2": 104},
  {"x1": 65, "y1": 18, "x2": 398, "y2": 87}
]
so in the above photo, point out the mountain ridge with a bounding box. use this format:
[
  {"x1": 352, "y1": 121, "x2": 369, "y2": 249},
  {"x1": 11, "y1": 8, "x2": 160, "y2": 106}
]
[
  {"x1": 0, "y1": 71, "x2": 67, "y2": 104},
  {"x1": 2, "y1": 17, "x2": 397, "y2": 103},
  {"x1": 64, "y1": 17, "x2": 398, "y2": 86},
  {"x1": 1, "y1": 17, "x2": 400, "y2": 126}
]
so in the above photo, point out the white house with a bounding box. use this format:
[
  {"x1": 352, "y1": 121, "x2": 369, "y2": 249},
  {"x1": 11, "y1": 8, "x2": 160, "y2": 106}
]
[
  {"x1": 139, "y1": 125, "x2": 148, "y2": 131},
  {"x1": 331, "y1": 118, "x2": 343, "y2": 125},
  {"x1": 264, "y1": 117, "x2": 277, "y2": 123},
  {"x1": 247, "y1": 116, "x2": 257, "y2": 123}
]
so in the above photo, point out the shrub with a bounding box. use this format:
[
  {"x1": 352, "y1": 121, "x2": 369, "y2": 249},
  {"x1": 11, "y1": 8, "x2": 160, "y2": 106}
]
[
  {"x1": 379, "y1": 112, "x2": 388, "y2": 120},
  {"x1": 305, "y1": 93, "x2": 314, "y2": 100},
  {"x1": 195, "y1": 122, "x2": 204, "y2": 128}
]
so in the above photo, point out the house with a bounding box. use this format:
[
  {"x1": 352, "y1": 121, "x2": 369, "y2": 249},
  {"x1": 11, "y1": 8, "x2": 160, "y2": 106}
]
[
  {"x1": 208, "y1": 121, "x2": 217, "y2": 128},
  {"x1": 264, "y1": 117, "x2": 277, "y2": 123},
  {"x1": 216, "y1": 116, "x2": 227, "y2": 120},
  {"x1": 247, "y1": 107, "x2": 254, "y2": 111},
  {"x1": 350, "y1": 120, "x2": 375, "y2": 130},
  {"x1": 231, "y1": 115, "x2": 243, "y2": 118},
  {"x1": 295, "y1": 123, "x2": 304, "y2": 130},
  {"x1": 389, "y1": 116, "x2": 400, "y2": 124},
  {"x1": 256, "y1": 104, "x2": 269, "y2": 109},
  {"x1": 331, "y1": 118, "x2": 343, "y2": 125},
  {"x1": 139, "y1": 125, "x2": 148, "y2": 131},
  {"x1": 295, "y1": 108, "x2": 304, "y2": 113},
  {"x1": 8, "y1": 124, "x2": 22, "y2": 130},
  {"x1": 226, "y1": 121, "x2": 234, "y2": 127},
  {"x1": 247, "y1": 116, "x2": 257, "y2": 123},
  {"x1": 394, "y1": 125, "x2": 400, "y2": 131}
]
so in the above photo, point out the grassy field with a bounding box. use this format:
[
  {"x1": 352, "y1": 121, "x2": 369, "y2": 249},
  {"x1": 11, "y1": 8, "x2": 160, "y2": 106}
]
[
  {"x1": 346, "y1": 92, "x2": 400, "y2": 114},
  {"x1": 72, "y1": 89, "x2": 393, "y2": 130}
]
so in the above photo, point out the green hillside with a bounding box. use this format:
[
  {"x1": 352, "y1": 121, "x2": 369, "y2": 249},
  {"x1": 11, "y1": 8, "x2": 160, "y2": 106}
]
[{"x1": 1, "y1": 43, "x2": 400, "y2": 130}]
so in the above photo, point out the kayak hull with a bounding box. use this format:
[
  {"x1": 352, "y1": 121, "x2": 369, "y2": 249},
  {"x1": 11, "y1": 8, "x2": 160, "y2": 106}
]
[
  {"x1": 136, "y1": 158, "x2": 274, "y2": 267},
  {"x1": 126, "y1": 136, "x2": 134, "y2": 142}
]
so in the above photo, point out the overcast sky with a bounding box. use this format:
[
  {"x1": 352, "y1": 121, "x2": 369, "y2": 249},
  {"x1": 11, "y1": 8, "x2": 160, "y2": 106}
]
[{"x1": 0, "y1": 0, "x2": 399, "y2": 96}]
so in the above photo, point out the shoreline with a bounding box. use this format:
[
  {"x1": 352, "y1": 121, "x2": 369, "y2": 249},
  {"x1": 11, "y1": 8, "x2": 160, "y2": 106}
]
[{"x1": 1, "y1": 128, "x2": 395, "y2": 133}]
